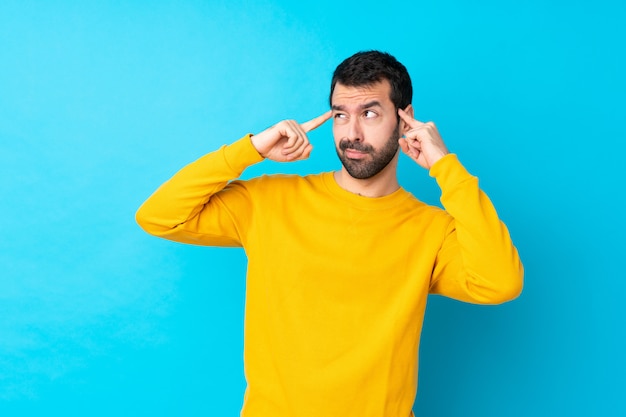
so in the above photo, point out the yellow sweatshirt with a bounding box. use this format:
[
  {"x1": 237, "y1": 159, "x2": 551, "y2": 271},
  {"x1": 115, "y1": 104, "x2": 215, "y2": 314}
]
[{"x1": 136, "y1": 135, "x2": 523, "y2": 417}]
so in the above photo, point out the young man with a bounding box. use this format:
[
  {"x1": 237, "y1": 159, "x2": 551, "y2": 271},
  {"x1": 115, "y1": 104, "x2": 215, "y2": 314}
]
[{"x1": 136, "y1": 51, "x2": 523, "y2": 417}]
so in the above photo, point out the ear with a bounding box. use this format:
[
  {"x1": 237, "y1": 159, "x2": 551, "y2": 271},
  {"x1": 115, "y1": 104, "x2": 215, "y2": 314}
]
[{"x1": 400, "y1": 104, "x2": 414, "y2": 134}]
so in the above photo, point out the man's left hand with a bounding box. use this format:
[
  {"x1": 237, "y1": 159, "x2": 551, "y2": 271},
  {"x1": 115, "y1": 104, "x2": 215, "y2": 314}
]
[{"x1": 398, "y1": 108, "x2": 449, "y2": 170}]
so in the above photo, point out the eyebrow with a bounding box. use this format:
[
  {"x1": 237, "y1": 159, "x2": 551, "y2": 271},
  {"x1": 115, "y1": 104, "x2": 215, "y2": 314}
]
[{"x1": 331, "y1": 100, "x2": 383, "y2": 112}]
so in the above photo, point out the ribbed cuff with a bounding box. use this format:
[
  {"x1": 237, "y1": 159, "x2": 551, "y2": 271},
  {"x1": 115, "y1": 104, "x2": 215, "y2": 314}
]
[
  {"x1": 429, "y1": 153, "x2": 474, "y2": 190},
  {"x1": 222, "y1": 134, "x2": 265, "y2": 173}
]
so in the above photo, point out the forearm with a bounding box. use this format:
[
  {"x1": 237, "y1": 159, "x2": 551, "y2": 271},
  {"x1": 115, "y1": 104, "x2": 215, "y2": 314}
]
[
  {"x1": 135, "y1": 135, "x2": 263, "y2": 240},
  {"x1": 430, "y1": 154, "x2": 524, "y2": 304}
]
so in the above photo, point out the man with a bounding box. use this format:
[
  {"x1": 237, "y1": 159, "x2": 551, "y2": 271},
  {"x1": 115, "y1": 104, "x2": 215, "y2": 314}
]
[{"x1": 136, "y1": 51, "x2": 523, "y2": 417}]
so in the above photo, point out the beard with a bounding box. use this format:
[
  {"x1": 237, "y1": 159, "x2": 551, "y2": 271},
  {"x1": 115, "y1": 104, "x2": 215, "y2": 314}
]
[{"x1": 335, "y1": 123, "x2": 400, "y2": 180}]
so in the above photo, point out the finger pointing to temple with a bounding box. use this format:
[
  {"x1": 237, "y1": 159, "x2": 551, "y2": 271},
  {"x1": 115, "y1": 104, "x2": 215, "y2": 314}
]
[
  {"x1": 398, "y1": 108, "x2": 424, "y2": 129},
  {"x1": 301, "y1": 110, "x2": 332, "y2": 132}
]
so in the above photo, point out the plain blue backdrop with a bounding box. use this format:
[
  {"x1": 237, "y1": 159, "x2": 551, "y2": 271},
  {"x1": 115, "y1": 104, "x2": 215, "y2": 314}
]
[{"x1": 1, "y1": 0, "x2": 624, "y2": 415}]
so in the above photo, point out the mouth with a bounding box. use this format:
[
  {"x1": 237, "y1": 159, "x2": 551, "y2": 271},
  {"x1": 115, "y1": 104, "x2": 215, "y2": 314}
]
[
  {"x1": 339, "y1": 140, "x2": 373, "y2": 160},
  {"x1": 344, "y1": 148, "x2": 369, "y2": 159}
]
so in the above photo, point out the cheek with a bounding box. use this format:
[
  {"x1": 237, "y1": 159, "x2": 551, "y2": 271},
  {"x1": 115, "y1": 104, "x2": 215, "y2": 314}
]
[
  {"x1": 362, "y1": 124, "x2": 386, "y2": 141},
  {"x1": 332, "y1": 122, "x2": 345, "y2": 141}
]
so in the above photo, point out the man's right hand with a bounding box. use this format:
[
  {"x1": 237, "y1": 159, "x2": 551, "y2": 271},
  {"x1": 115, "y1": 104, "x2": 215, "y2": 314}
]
[{"x1": 250, "y1": 111, "x2": 332, "y2": 162}]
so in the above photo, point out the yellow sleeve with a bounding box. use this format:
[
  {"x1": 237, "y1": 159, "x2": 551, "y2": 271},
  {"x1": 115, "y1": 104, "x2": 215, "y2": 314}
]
[
  {"x1": 428, "y1": 154, "x2": 524, "y2": 304},
  {"x1": 135, "y1": 134, "x2": 264, "y2": 246}
]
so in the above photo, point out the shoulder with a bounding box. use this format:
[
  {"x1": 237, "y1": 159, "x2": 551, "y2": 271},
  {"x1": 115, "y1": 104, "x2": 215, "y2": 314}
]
[
  {"x1": 400, "y1": 190, "x2": 453, "y2": 226},
  {"x1": 230, "y1": 172, "x2": 327, "y2": 194}
]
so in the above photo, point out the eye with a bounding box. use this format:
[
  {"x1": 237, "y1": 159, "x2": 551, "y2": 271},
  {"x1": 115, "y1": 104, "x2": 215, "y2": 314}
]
[
  {"x1": 364, "y1": 110, "x2": 377, "y2": 118},
  {"x1": 334, "y1": 113, "x2": 347, "y2": 120}
]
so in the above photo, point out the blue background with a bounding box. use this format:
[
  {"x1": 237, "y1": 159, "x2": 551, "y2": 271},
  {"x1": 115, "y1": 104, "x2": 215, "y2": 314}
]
[{"x1": 1, "y1": 0, "x2": 624, "y2": 415}]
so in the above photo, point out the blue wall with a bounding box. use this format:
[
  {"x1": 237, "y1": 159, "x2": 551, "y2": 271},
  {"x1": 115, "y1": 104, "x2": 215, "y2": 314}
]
[{"x1": 1, "y1": 0, "x2": 624, "y2": 415}]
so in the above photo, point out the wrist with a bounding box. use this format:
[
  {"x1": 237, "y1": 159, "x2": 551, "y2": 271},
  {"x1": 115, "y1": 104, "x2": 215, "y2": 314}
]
[
  {"x1": 226, "y1": 134, "x2": 266, "y2": 166},
  {"x1": 249, "y1": 133, "x2": 267, "y2": 158},
  {"x1": 427, "y1": 150, "x2": 449, "y2": 168}
]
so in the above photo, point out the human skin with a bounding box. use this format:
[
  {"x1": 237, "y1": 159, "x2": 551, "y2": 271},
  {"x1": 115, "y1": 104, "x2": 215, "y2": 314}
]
[
  {"x1": 330, "y1": 80, "x2": 405, "y2": 197},
  {"x1": 250, "y1": 79, "x2": 450, "y2": 197},
  {"x1": 249, "y1": 111, "x2": 331, "y2": 161}
]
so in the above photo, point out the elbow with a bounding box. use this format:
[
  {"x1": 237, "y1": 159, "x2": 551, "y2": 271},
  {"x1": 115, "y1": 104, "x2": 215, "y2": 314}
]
[
  {"x1": 464, "y1": 261, "x2": 524, "y2": 305},
  {"x1": 491, "y1": 279, "x2": 523, "y2": 304},
  {"x1": 135, "y1": 205, "x2": 168, "y2": 237},
  {"x1": 487, "y1": 264, "x2": 524, "y2": 304},
  {"x1": 135, "y1": 207, "x2": 150, "y2": 233},
  {"x1": 135, "y1": 206, "x2": 153, "y2": 235}
]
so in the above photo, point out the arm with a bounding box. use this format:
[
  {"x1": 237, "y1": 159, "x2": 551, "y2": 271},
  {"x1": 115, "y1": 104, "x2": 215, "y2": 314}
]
[
  {"x1": 135, "y1": 112, "x2": 332, "y2": 245},
  {"x1": 428, "y1": 154, "x2": 523, "y2": 304},
  {"x1": 398, "y1": 108, "x2": 523, "y2": 304},
  {"x1": 135, "y1": 135, "x2": 263, "y2": 246}
]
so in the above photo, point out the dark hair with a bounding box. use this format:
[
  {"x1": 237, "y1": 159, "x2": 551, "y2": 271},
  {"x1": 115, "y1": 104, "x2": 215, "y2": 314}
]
[{"x1": 329, "y1": 51, "x2": 412, "y2": 110}]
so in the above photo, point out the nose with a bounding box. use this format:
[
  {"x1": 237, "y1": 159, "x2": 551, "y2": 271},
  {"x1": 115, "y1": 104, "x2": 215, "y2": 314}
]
[{"x1": 346, "y1": 118, "x2": 363, "y2": 142}]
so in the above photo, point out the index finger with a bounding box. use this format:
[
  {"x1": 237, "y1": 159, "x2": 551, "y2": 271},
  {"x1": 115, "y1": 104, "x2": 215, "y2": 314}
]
[
  {"x1": 301, "y1": 110, "x2": 332, "y2": 132},
  {"x1": 398, "y1": 108, "x2": 424, "y2": 129}
]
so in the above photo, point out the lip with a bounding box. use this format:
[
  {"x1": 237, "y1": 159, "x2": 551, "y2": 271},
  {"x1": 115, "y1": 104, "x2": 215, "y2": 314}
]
[{"x1": 344, "y1": 149, "x2": 368, "y2": 159}]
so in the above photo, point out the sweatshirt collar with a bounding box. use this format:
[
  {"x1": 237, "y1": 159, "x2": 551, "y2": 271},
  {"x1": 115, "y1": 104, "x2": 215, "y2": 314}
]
[{"x1": 320, "y1": 172, "x2": 412, "y2": 210}]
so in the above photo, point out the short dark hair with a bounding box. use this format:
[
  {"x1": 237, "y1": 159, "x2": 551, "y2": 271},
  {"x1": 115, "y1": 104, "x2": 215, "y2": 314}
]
[{"x1": 329, "y1": 51, "x2": 412, "y2": 110}]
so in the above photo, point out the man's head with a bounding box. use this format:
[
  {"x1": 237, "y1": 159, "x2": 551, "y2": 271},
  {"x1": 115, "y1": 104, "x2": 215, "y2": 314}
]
[
  {"x1": 329, "y1": 51, "x2": 412, "y2": 112},
  {"x1": 330, "y1": 51, "x2": 413, "y2": 180}
]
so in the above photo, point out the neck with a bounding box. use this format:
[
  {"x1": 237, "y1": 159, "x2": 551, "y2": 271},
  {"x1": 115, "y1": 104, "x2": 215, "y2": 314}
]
[{"x1": 333, "y1": 158, "x2": 400, "y2": 198}]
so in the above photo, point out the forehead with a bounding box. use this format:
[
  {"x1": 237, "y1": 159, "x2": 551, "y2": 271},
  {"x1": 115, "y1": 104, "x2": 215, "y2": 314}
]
[{"x1": 331, "y1": 80, "x2": 393, "y2": 108}]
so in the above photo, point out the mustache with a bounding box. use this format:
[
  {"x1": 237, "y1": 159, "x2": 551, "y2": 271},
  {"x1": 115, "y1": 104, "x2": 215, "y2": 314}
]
[{"x1": 339, "y1": 140, "x2": 374, "y2": 153}]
